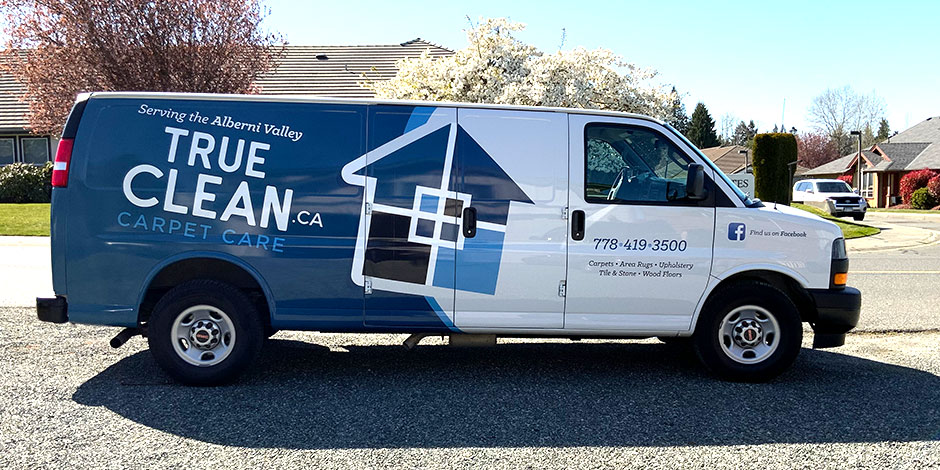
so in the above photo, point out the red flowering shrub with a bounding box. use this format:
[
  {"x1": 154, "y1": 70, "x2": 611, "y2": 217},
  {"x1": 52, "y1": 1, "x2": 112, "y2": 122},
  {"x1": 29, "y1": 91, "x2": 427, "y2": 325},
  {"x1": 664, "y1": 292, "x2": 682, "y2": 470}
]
[
  {"x1": 889, "y1": 203, "x2": 912, "y2": 209},
  {"x1": 838, "y1": 174, "x2": 853, "y2": 185},
  {"x1": 927, "y1": 175, "x2": 940, "y2": 200},
  {"x1": 899, "y1": 169, "x2": 939, "y2": 204}
]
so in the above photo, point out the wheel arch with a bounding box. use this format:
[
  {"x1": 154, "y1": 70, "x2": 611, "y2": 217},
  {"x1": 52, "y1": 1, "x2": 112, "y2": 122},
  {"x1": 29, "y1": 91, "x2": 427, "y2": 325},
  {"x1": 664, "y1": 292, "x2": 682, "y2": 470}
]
[
  {"x1": 136, "y1": 252, "x2": 275, "y2": 328},
  {"x1": 691, "y1": 269, "x2": 816, "y2": 334}
]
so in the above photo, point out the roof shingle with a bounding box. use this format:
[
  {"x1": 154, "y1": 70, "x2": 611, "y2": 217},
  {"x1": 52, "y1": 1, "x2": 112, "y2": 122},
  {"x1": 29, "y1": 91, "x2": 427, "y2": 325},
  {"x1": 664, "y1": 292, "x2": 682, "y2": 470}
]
[{"x1": 253, "y1": 40, "x2": 453, "y2": 98}]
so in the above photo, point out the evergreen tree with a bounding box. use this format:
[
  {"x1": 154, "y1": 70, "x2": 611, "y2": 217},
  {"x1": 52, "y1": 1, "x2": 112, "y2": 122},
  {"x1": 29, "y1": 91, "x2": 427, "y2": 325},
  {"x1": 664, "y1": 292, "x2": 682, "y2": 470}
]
[
  {"x1": 732, "y1": 120, "x2": 759, "y2": 146},
  {"x1": 747, "y1": 120, "x2": 758, "y2": 137},
  {"x1": 732, "y1": 121, "x2": 749, "y2": 146},
  {"x1": 666, "y1": 87, "x2": 690, "y2": 134},
  {"x1": 687, "y1": 102, "x2": 720, "y2": 148},
  {"x1": 876, "y1": 118, "x2": 890, "y2": 142},
  {"x1": 862, "y1": 124, "x2": 876, "y2": 147}
]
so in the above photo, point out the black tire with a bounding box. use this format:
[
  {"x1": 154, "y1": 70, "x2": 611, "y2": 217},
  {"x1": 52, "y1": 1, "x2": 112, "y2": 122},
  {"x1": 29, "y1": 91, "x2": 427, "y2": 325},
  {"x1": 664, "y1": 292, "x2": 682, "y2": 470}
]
[
  {"x1": 853, "y1": 214, "x2": 865, "y2": 221},
  {"x1": 148, "y1": 280, "x2": 264, "y2": 386},
  {"x1": 692, "y1": 281, "x2": 802, "y2": 382}
]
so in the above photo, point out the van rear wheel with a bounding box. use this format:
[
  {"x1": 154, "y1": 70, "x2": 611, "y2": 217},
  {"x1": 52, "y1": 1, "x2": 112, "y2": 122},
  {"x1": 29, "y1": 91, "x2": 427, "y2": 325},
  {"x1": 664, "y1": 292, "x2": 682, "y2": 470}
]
[
  {"x1": 148, "y1": 280, "x2": 263, "y2": 385},
  {"x1": 692, "y1": 281, "x2": 802, "y2": 382}
]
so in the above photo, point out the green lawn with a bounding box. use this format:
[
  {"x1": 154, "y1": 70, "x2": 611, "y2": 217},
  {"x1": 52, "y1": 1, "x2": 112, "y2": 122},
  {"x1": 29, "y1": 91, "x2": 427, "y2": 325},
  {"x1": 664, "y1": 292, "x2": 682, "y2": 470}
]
[
  {"x1": 791, "y1": 204, "x2": 880, "y2": 239},
  {"x1": 0, "y1": 203, "x2": 50, "y2": 236}
]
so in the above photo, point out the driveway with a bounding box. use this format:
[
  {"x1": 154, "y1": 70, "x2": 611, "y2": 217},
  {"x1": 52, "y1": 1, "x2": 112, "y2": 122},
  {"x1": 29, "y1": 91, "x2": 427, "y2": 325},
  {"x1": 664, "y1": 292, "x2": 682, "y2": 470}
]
[{"x1": 1, "y1": 305, "x2": 938, "y2": 469}]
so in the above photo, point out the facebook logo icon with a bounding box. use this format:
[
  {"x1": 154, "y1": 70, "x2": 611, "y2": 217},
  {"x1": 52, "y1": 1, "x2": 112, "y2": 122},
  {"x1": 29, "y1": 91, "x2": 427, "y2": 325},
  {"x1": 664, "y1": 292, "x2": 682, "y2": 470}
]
[{"x1": 728, "y1": 223, "x2": 747, "y2": 241}]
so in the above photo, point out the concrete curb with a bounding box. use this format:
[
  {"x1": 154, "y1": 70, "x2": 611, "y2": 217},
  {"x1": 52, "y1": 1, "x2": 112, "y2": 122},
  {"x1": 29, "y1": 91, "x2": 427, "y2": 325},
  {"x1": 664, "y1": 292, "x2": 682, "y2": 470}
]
[
  {"x1": 846, "y1": 222, "x2": 940, "y2": 253},
  {"x1": 0, "y1": 236, "x2": 49, "y2": 247},
  {"x1": 866, "y1": 211, "x2": 940, "y2": 222}
]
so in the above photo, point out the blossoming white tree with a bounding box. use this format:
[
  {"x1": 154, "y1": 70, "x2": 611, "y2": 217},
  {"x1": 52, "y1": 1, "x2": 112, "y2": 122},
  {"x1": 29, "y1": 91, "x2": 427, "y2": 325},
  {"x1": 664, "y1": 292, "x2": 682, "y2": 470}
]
[{"x1": 366, "y1": 18, "x2": 676, "y2": 119}]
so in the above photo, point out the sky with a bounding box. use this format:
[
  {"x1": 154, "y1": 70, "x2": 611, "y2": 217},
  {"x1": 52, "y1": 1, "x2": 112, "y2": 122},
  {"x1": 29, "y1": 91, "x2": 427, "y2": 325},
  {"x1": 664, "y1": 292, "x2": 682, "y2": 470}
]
[{"x1": 263, "y1": 0, "x2": 939, "y2": 136}]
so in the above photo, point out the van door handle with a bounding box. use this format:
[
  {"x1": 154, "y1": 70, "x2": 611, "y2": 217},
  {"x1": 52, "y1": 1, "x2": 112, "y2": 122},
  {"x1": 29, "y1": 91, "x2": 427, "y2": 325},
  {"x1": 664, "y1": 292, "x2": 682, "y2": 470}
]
[
  {"x1": 463, "y1": 207, "x2": 477, "y2": 238},
  {"x1": 571, "y1": 210, "x2": 585, "y2": 241}
]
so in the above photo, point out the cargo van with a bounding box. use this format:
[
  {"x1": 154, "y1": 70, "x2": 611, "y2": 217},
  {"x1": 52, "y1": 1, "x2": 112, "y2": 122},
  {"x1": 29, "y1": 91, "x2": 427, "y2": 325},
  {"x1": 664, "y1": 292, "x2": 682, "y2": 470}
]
[{"x1": 37, "y1": 93, "x2": 860, "y2": 384}]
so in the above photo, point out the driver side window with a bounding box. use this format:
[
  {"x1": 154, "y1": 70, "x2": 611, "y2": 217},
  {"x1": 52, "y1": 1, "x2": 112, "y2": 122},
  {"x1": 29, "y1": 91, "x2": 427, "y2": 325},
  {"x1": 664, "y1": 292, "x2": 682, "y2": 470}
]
[{"x1": 585, "y1": 123, "x2": 696, "y2": 204}]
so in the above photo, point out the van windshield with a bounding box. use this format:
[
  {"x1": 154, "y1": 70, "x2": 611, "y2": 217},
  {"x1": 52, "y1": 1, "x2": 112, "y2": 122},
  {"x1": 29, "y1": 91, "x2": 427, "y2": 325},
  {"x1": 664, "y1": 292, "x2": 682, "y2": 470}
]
[{"x1": 662, "y1": 123, "x2": 752, "y2": 205}]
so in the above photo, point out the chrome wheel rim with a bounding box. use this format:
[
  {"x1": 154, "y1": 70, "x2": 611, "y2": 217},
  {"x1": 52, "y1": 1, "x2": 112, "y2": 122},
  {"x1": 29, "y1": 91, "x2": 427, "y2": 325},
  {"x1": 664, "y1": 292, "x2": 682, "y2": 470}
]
[
  {"x1": 171, "y1": 305, "x2": 236, "y2": 367},
  {"x1": 718, "y1": 305, "x2": 780, "y2": 364}
]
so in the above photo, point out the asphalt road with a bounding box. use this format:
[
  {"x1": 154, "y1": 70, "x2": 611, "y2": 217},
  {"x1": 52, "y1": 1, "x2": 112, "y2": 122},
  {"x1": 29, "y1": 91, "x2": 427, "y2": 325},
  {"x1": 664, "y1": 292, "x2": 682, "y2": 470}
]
[
  {"x1": 848, "y1": 213, "x2": 940, "y2": 332},
  {"x1": 1, "y1": 306, "x2": 938, "y2": 468}
]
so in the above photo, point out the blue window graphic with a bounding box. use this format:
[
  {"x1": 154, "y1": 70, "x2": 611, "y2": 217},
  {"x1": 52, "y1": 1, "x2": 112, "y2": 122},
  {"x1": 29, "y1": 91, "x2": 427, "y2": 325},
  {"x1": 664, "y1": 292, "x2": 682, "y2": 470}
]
[{"x1": 728, "y1": 223, "x2": 746, "y2": 241}]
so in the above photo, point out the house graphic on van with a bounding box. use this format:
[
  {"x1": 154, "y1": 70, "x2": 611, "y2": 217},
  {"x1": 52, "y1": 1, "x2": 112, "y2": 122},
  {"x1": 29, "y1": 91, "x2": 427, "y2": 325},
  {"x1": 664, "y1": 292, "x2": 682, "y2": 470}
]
[{"x1": 341, "y1": 108, "x2": 532, "y2": 296}]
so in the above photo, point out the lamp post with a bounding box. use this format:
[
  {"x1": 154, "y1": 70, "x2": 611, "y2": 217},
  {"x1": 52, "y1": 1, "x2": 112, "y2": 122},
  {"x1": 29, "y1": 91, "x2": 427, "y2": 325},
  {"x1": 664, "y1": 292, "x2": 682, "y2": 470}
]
[
  {"x1": 738, "y1": 149, "x2": 749, "y2": 173},
  {"x1": 850, "y1": 130, "x2": 862, "y2": 194}
]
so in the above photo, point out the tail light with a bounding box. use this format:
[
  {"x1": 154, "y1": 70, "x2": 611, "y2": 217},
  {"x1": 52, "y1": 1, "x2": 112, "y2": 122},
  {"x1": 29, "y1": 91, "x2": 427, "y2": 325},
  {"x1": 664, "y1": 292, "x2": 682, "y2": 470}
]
[{"x1": 51, "y1": 138, "x2": 73, "y2": 187}]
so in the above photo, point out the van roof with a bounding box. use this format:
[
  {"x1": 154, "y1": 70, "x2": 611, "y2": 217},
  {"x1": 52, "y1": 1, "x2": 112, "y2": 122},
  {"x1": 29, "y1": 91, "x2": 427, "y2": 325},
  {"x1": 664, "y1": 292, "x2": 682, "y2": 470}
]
[{"x1": 84, "y1": 91, "x2": 665, "y2": 125}]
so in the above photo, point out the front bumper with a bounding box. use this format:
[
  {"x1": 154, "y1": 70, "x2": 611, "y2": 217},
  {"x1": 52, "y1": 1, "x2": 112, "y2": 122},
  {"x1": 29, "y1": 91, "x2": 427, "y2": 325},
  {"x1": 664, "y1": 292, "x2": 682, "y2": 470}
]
[
  {"x1": 826, "y1": 200, "x2": 866, "y2": 215},
  {"x1": 807, "y1": 287, "x2": 861, "y2": 348},
  {"x1": 37, "y1": 296, "x2": 68, "y2": 323}
]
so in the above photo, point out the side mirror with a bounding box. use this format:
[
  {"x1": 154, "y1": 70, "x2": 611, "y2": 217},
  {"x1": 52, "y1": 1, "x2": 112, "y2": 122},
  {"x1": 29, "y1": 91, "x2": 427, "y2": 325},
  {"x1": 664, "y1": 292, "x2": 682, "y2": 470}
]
[
  {"x1": 686, "y1": 163, "x2": 706, "y2": 200},
  {"x1": 806, "y1": 188, "x2": 814, "y2": 194}
]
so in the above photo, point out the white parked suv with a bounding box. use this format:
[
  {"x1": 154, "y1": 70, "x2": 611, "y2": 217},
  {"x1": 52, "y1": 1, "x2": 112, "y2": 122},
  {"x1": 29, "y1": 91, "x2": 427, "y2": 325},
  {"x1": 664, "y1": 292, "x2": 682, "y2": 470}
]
[{"x1": 793, "y1": 179, "x2": 867, "y2": 221}]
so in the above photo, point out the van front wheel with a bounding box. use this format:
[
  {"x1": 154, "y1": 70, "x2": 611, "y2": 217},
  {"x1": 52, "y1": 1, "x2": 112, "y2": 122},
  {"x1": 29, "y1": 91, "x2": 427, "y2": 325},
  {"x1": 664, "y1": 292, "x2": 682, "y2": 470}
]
[
  {"x1": 693, "y1": 281, "x2": 802, "y2": 382},
  {"x1": 148, "y1": 280, "x2": 264, "y2": 385}
]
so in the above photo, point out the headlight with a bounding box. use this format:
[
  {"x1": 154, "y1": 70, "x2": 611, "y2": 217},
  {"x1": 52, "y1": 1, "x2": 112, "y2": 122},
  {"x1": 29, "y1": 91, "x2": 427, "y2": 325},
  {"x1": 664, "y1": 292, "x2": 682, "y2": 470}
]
[{"x1": 832, "y1": 238, "x2": 846, "y2": 259}]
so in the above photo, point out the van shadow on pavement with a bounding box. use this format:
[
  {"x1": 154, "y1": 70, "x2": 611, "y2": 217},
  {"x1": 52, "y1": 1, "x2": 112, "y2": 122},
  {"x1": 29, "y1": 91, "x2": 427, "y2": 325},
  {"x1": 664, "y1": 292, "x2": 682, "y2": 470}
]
[{"x1": 73, "y1": 339, "x2": 940, "y2": 449}]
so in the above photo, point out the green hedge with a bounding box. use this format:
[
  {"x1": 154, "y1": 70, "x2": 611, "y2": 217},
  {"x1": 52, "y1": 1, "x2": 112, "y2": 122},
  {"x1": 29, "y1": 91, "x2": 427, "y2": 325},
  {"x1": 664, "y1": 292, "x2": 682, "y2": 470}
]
[
  {"x1": 0, "y1": 162, "x2": 54, "y2": 203},
  {"x1": 910, "y1": 187, "x2": 938, "y2": 210},
  {"x1": 752, "y1": 133, "x2": 797, "y2": 204}
]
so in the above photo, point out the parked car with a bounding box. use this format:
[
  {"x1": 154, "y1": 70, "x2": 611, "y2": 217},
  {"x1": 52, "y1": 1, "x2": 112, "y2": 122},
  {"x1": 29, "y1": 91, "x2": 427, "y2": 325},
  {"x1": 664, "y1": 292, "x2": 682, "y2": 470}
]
[
  {"x1": 37, "y1": 92, "x2": 861, "y2": 385},
  {"x1": 792, "y1": 179, "x2": 867, "y2": 221}
]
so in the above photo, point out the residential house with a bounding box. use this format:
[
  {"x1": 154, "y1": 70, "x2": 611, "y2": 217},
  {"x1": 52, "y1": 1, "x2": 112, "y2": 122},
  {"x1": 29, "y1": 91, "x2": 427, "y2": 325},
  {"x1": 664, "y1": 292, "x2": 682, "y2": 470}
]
[
  {"x1": 0, "y1": 52, "x2": 54, "y2": 165},
  {"x1": 803, "y1": 116, "x2": 940, "y2": 207},
  {"x1": 700, "y1": 145, "x2": 751, "y2": 175},
  {"x1": 0, "y1": 39, "x2": 453, "y2": 165}
]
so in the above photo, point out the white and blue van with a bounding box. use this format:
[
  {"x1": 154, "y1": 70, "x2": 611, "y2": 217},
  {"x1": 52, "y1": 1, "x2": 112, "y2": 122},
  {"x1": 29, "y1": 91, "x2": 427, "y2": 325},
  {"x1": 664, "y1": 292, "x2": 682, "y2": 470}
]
[{"x1": 37, "y1": 93, "x2": 860, "y2": 384}]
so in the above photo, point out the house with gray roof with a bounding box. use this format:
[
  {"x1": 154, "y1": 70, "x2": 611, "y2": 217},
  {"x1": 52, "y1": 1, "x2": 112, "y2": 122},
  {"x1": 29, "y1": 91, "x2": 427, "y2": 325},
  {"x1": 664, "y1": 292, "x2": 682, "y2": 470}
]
[
  {"x1": 0, "y1": 52, "x2": 53, "y2": 165},
  {"x1": 803, "y1": 116, "x2": 940, "y2": 207},
  {"x1": 0, "y1": 39, "x2": 453, "y2": 165},
  {"x1": 700, "y1": 145, "x2": 751, "y2": 175}
]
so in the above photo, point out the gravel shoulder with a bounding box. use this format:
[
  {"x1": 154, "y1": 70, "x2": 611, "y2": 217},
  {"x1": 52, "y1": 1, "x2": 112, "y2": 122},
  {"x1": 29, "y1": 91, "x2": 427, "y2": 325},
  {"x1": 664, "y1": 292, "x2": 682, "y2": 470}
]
[{"x1": 1, "y1": 306, "x2": 938, "y2": 469}]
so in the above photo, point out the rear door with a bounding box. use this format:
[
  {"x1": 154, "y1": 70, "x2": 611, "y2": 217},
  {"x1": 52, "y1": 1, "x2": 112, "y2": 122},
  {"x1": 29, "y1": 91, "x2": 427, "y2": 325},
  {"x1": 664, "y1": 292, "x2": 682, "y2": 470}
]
[
  {"x1": 565, "y1": 115, "x2": 715, "y2": 332},
  {"x1": 452, "y1": 108, "x2": 568, "y2": 329}
]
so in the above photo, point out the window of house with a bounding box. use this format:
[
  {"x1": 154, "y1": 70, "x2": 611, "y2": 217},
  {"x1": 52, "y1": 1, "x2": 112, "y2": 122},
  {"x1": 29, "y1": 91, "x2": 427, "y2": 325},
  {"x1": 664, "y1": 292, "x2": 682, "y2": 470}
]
[
  {"x1": 0, "y1": 138, "x2": 14, "y2": 165},
  {"x1": 20, "y1": 137, "x2": 50, "y2": 164},
  {"x1": 585, "y1": 124, "x2": 696, "y2": 204},
  {"x1": 861, "y1": 172, "x2": 874, "y2": 198}
]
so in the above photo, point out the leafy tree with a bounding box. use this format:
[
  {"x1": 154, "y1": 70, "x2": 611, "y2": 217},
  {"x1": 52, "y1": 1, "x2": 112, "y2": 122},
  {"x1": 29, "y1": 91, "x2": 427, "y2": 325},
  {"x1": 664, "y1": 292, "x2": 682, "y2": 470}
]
[
  {"x1": 665, "y1": 87, "x2": 690, "y2": 134},
  {"x1": 796, "y1": 132, "x2": 840, "y2": 168},
  {"x1": 686, "y1": 102, "x2": 720, "y2": 148},
  {"x1": 876, "y1": 118, "x2": 891, "y2": 142},
  {"x1": 0, "y1": 0, "x2": 283, "y2": 135},
  {"x1": 807, "y1": 85, "x2": 885, "y2": 154},
  {"x1": 367, "y1": 18, "x2": 675, "y2": 119},
  {"x1": 719, "y1": 113, "x2": 737, "y2": 144}
]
